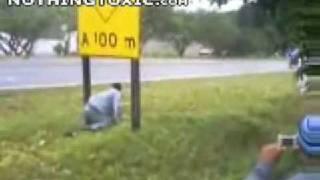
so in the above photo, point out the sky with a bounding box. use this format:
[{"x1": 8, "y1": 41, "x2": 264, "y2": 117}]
[{"x1": 175, "y1": 0, "x2": 244, "y2": 12}]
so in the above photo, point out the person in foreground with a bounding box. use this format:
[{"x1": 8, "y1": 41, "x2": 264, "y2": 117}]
[
  {"x1": 83, "y1": 83, "x2": 123, "y2": 131},
  {"x1": 246, "y1": 115, "x2": 320, "y2": 180}
]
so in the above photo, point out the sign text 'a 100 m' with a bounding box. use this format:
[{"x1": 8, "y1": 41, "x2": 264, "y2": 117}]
[{"x1": 80, "y1": 32, "x2": 136, "y2": 49}]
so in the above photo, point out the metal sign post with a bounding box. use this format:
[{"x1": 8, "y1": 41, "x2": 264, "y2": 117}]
[
  {"x1": 82, "y1": 56, "x2": 91, "y2": 104},
  {"x1": 131, "y1": 59, "x2": 141, "y2": 130}
]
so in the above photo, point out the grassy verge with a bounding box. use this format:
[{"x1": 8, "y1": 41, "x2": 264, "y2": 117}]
[{"x1": 0, "y1": 73, "x2": 304, "y2": 180}]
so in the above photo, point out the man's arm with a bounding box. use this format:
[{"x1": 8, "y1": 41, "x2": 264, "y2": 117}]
[
  {"x1": 112, "y1": 92, "x2": 122, "y2": 121},
  {"x1": 246, "y1": 162, "x2": 273, "y2": 180},
  {"x1": 245, "y1": 144, "x2": 283, "y2": 180}
]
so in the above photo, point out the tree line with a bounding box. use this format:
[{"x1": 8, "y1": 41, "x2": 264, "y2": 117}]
[
  {"x1": 0, "y1": 0, "x2": 309, "y2": 57},
  {"x1": 143, "y1": 6, "x2": 282, "y2": 57}
]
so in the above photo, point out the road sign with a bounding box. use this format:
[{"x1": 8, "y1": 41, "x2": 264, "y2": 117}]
[
  {"x1": 78, "y1": 6, "x2": 140, "y2": 59},
  {"x1": 78, "y1": 4, "x2": 142, "y2": 131}
]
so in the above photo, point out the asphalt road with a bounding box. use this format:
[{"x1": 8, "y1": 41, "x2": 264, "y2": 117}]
[{"x1": 0, "y1": 57, "x2": 289, "y2": 90}]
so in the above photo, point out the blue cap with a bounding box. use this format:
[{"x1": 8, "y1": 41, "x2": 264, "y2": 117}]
[{"x1": 298, "y1": 115, "x2": 320, "y2": 156}]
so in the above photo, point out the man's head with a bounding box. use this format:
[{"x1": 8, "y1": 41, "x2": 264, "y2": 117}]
[
  {"x1": 112, "y1": 83, "x2": 122, "y2": 91},
  {"x1": 298, "y1": 115, "x2": 320, "y2": 157}
]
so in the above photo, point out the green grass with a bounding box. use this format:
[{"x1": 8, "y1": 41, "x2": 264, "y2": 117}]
[{"x1": 0, "y1": 73, "x2": 306, "y2": 180}]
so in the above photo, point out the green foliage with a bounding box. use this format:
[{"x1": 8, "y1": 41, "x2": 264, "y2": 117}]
[
  {"x1": 188, "y1": 10, "x2": 281, "y2": 56},
  {"x1": 142, "y1": 7, "x2": 175, "y2": 43},
  {"x1": 143, "y1": 6, "x2": 282, "y2": 57},
  {"x1": 165, "y1": 12, "x2": 194, "y2": 57},
  {"x1": 231, "y1": 26, "x2": 282, "y2": 56},
  {"x1": 235, "y1": 2, "x2": 284, "y2": 56},
  {"x1": 237, "y1": 2, "x2": 268, "y2": 28},
  {"x1": 215, "y1": 0, "x2": 320, "y2": 48},
  {"x1": 143, "y1": 8, "x2": 193, "y2": 57},
  {"x1": 0, "y1": 73, "x2": 304, "y2": 179},
  {"x1": 0, "y1": 5, "x2": 56, "y2": 56},
  {"x1": 0, "y1": 7, "x2": 48, "y2": 39},
  {"x1": 0, "y1": 5, "x2": 75, "y2": 57},
  {"x1": 56, "y1": 7, "x2": 77, "y2": 32},
  {"x1": 192, "y1": 12, "x2": 240, "y2": 56}
]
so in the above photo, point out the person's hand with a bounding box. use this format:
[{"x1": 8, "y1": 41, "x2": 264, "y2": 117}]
[{"x1": 258, "y1": 143, "x2": 284, "y2": 165}]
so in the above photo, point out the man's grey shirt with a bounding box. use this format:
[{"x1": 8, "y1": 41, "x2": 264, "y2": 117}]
[
  {"x1": 246, "y1": 163, "x2": 320, "y2": 180},
  {"x1": 85, "y1": 88, "x2": 122, "y2": 120}
]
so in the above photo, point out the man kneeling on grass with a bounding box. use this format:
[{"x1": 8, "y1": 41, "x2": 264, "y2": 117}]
[{"x1": 83, "y1": 83, "x2": 122, "y2": 131}]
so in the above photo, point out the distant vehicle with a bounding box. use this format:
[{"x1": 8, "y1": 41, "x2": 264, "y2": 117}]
[{"x1": 199, "y1": 48, "x2": 214, "y2": 56}]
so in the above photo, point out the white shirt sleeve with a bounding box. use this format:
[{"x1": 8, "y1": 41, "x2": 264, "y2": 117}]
[{"x1": 113, "y1": 91, "x2": 122, "y2": 120}]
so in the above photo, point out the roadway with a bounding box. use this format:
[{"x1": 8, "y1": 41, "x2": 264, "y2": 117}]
[{"x1": 0, "y1": 57, "x2": 289, "y2": 90}]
